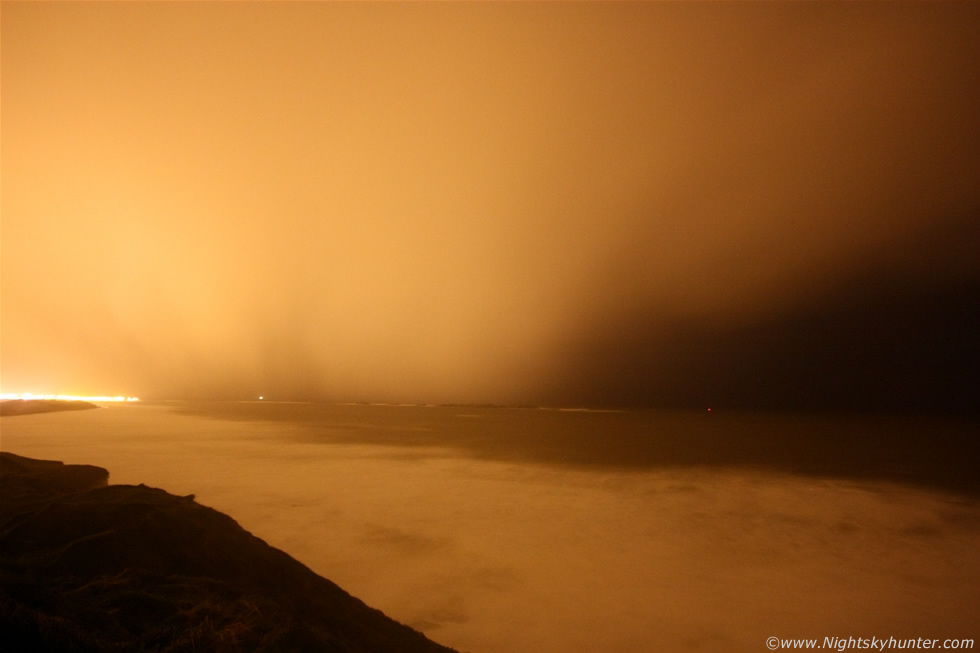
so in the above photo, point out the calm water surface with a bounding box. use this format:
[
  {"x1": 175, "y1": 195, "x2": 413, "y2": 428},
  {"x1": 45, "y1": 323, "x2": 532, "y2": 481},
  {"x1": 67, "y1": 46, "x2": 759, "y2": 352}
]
[{"x1": 2, "y1": 402, "x2": 977, "y2": 652}]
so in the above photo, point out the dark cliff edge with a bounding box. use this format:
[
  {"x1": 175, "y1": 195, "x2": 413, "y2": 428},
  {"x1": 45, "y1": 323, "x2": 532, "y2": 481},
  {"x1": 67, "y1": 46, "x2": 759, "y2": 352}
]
[
  {"x1": 0, "y1": 452, "x2": 457, "y2": 653},
  {"x1": 0, "y1": 400, "x2": 100, "y2": 417}
]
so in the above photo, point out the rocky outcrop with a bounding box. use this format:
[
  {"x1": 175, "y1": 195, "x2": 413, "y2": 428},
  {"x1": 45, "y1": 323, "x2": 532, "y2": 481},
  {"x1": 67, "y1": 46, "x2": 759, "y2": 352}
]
[{"x1": 0, "y1": 452, "x2": 457, "y2": 652}]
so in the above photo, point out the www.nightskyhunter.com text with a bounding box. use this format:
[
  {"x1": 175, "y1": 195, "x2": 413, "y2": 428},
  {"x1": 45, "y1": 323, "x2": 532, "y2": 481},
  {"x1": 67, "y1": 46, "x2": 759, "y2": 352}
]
[{"x1": 767, "y1": 636, "x2": 974, "y2": 650}]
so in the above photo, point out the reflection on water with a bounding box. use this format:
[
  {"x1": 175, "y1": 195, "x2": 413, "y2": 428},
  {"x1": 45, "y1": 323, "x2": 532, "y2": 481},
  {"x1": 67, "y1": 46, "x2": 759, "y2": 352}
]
[
  {"x1": 2, "y1": 402, "x2": 978, "y2": 653},
  {"x1": 176, "y1": 401, "x2": 980, "y2": 495}
]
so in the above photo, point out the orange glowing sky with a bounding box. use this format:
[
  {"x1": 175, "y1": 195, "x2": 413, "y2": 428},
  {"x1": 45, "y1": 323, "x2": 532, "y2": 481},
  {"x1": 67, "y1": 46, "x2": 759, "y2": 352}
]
[{"x1": 2, "y1": 2, "x2": 978, "y2": 411}]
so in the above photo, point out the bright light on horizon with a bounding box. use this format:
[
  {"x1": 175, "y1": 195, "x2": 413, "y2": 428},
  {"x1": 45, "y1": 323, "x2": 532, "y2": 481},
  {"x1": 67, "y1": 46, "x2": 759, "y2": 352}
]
[{"x1": 0, "y1": 393, "x2": 140, "y2": 402}]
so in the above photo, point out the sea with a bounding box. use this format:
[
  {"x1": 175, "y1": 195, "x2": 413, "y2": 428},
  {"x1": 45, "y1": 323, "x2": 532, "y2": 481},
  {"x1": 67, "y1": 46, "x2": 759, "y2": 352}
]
[{"x1": 1, "y1": 401, "x2": 977, "y2": 653}]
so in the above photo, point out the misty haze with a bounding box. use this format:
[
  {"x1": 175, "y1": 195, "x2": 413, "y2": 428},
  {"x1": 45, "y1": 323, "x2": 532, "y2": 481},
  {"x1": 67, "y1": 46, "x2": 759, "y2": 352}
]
[{"x1": 1, "y1": 2, "x2": 978, "y2": 652}]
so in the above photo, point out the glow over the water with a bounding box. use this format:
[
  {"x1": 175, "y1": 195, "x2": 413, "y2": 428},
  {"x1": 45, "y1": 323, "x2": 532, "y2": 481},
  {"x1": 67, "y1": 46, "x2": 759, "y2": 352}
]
[{"x1": 0, "y1": 393, "x2": 139, "y2": 402}]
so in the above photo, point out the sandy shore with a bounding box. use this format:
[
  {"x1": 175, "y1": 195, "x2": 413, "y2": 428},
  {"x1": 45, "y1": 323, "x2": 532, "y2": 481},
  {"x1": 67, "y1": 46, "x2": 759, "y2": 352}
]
[{"x1": 0, "y1": 399, "x2": 99, "y2": 417}]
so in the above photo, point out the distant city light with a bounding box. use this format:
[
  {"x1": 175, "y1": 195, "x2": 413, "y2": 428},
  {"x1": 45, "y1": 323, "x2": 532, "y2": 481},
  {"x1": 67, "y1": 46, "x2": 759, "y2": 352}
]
[{"x1": 0, "y1": 393, "x2": 140, "y2": 402}]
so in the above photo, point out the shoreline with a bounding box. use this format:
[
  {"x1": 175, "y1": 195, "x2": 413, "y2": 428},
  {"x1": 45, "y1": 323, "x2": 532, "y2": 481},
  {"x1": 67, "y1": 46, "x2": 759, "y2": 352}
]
[{"x1": 0, "y1": 399, "x2": 99, "y2": 417}]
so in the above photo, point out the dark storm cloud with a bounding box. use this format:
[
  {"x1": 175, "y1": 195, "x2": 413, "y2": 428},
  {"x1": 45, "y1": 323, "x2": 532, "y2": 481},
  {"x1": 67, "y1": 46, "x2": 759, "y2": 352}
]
[{"x1": 548, "y1": 217, "x2": 980, "y2": 415}]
